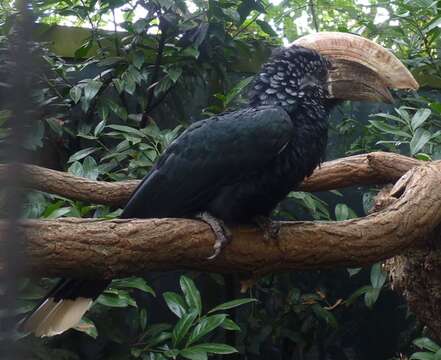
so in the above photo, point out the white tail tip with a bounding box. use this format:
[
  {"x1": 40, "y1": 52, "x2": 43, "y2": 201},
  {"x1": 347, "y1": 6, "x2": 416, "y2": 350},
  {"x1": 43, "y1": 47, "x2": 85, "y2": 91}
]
[{"x1": 21, "y1": 297, "x2": 93, "y2": 337}]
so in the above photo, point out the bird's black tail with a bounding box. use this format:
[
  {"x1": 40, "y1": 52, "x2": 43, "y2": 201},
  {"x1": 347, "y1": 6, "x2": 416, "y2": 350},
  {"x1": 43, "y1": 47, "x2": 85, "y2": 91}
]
[{"x1": 19, "y1": 278, "x2": 109, "y2": 337}]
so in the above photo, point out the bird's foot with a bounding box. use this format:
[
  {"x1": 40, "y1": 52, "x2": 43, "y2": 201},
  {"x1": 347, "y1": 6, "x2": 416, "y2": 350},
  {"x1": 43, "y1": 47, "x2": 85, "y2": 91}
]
[
  {"x1": 196, "y1": 212, "x2": 232, "y2": 260},
  {"x1": 254, "y1": 216, "x2": 280, "y2": 243}
]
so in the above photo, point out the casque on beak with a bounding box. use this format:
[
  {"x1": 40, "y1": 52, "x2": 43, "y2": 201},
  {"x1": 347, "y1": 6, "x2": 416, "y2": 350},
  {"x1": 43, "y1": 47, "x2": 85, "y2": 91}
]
[{"x1": 292, "y1": 32, "x2": 419, "y2": 103}]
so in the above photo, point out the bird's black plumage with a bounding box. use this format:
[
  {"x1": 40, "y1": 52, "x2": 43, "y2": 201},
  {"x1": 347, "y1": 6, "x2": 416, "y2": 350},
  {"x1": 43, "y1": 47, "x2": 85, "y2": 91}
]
[
  {"x1": 22, "y1": 45, "x2": 333, "y2": 336},
  {"x1": 123, "y1": 45, "x2": 331, "y2": 222}
]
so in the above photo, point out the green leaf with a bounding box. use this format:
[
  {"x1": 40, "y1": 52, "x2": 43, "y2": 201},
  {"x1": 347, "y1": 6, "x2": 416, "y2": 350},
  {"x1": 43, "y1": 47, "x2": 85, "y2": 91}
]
[
  {"x1": 84, "y1": 80, "x2": 102, "y2": 103},
  {"x1": 370, "y1": 262, "x2": 387, "y2": 289},
  {"x1": 368, "y1": 120, "x2": 412, "y2": 138},
  {"x1": 111, "y1": 277, "x2": 155, "y2": 296},
  {"x1": 45, "y1": 207, "x2": 72, "y2": 219},
  {"x1": 410, "y1": 128, "x2": 432, "y2": 155},
  {"x1": 373, "y1": 112, "x2": 408, "y2": 125},
  {"x1": 124, "y1": 77, "x2": 136, "y2": 95},
  {"x1": 97, "y1": 291, "x2": 137, "y2": 308},
  {"x1": 182, "y1": 47, "x2": 199, "y2": 59},
  {"x1": 139, "y1": 308, "x2": 148, "y2": 331},
  {"x1": 184, "y1": 343, "x2": 238, "y2": 354},
  {"x1": 435, "y1": 349, "x2": 441, "y2": 360},
  {"x1": 221, "y1": 7, "x2": 240, "y2": 23},
  {"x1": 256, "y1": 19, "x2": 277, "y2": 37},
  {"x1": 45, "y1": 117, "x2": 63, "y2": 137},
  {"x1": 82, "y1": 156, "x2": 99, "y2": 180},
  {"x1": 106, "y1": 99, "x2": 128, "y2": 120},
  {"x1": 335, "y1": 203, "x2": 357, "y2": 221},
  {"x1": 429, "y1": 102, "x2": 441, "y2": 115},
  {"x1": 415, "y1": 153, "x2": 432, "y2": 161},
  {"x1": 364, "y1": 287, "x2": 381, "y2": 308},
  {"x1": 73, "y1": 317, "x2": 98, "y2": 338},
  {"x1": 107, "y1": 124, "x2": 145, "y2": 137},
  {"x1": 172, "y1": 310, "x2": 198, "y2": 347},
  {"x1": 163, "y1": 292, "x2": 187, "y2": 318},
  {"x1": 143, "y1": 323, "x2": 172, "y2": 341},
  {"x1": 208, "y1": 298, "x2": 257, "y2": 313},
  {"x1": 113, "y1": 78, "x2": 124, "y2": 94},
  {"x1": 167, "y1": 66, "x2": 183, "y2": 83},
  {"x1": 94, "y1": 120, "x2": 106, "y2": 137},
  {"x1": 154, "y1": 77, "x2": 173, "y2": 97},
  {"x1": 133, "y1": 18, "x2": 148, "y2": 34},
  {"x1": 312, "y1": 304, "x2": 338, "y2": 328},
  {"x1": 347, "y1": 268, "x2": 362, "y2": 277},
  {"x1": 179, "y1": 348, "x2": 207, "y2": 360},
  {"x1": 411, "y1": 108, "x2": 431, "y2": 131},
  {"x1": 180, "y1": 276, "x2": 202, "y2": 316},
  {"x1": 424, "y1": 14, "x2": 441, "y2": 33},
  {"x1": 74, "y1": 39, "x2": 93, "y2": 58},
  {"x1": 68, "y1": 147, "x2": 98, "y2": 163},
  {"x1": 68, "y1": 161, "x2": 83, "y2": 177},
  {"x1": 98, "y1": 56, "x2": 124, "y2": 67},
  {"x1": 146, "y1": 330, "x2": 172, "y2": 347},
  {"x1": 133, "y1": 50, "x2": 145, "y2": 69},
  {"x1": 23, "y1": 121, "x2": 45, "y2": 150},
  {"x1": 23, "y1": 192, "x2": 47, "y2": 219},
  {"x1": 221, "y1": 318, "x2": 241, "y2": 331},
  {"x1": 345, "y1": 285, "x2": 372, "y2": 306},
  {"x1": 97, "y1": 103, "x2": 110, "y2": 121},
  {"x1": 187, "y1": 314, "x2": 227, "y2": 345},
  {"x1": 70, "y1": 86, "x2": 82, "y2": 104},
  {"x1": 413, "y1": 338, "x2": 441, "y2": 352},
  {"x1": 410, "y1": 352, "x2": 435, "y2": 360},
  {"x1": 164, "y1": 349, "x2": 180, "y2": 358},
  {"x1": 224, "y1": 76, "x2": 254, "y2": 107}
]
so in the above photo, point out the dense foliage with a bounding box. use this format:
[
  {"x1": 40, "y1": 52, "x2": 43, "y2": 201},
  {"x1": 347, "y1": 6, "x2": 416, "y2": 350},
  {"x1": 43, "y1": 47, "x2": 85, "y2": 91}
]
[{"x1": 1, "y1": 0, "x2": 441, "y2": 359}]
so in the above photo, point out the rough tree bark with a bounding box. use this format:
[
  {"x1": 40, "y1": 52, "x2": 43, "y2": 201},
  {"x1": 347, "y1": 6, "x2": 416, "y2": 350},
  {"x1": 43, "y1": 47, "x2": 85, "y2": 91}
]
[
  {"x1": 1, "y1": 152, "x2": 440, "y2": 281},
  {"x1": 371, "y1": 186, "x2": 441, "y2": 343}
]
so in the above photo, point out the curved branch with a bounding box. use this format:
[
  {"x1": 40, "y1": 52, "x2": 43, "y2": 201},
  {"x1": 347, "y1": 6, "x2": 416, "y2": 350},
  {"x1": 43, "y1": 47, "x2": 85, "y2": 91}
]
[
  {"x1": 0, "y1": 152, "x2": 425, "y2": 206},
  {"x1": 0, "y1": 164, "x2": 139, "y2": 207},
  {"x1": 2, "y1": 162, "x2": 441, "y2": 278}
]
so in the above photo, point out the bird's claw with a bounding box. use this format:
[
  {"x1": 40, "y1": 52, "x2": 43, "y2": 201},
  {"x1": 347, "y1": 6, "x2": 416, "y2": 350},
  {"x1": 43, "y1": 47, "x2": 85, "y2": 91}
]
[
  {"x1": 196, "y1": 212, "x2": 232, "y2": 259},
  {"x1": 254, "y1": 216, "x2": 280, "y2": 243}
]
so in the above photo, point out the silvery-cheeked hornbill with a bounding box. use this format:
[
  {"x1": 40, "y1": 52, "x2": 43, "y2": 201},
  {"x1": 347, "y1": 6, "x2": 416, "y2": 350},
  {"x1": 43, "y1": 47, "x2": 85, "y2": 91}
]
[{"x1": 21, "y1": 32, "x2": 418, "y2": 337}]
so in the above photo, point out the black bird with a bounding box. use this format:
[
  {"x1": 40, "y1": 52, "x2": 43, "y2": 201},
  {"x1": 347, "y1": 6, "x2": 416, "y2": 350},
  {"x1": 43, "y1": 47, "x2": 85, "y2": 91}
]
[{"x1": 21, "y1": 32, "x2": 418, "y2": 337}]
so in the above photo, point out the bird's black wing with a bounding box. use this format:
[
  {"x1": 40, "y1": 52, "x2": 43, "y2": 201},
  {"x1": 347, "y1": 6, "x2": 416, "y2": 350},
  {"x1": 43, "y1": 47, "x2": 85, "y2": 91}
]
[{"x1": 121, "y1": 106, "x2": 293, "y2": 218}]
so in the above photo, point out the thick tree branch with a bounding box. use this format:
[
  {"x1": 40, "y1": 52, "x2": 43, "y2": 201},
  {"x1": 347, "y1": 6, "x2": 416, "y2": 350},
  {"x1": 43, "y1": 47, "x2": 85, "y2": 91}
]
[
  {"x1": 0, "y1": 152, "x2": 425, "y2": 207},
  {"x1": 1, "y1": 161, "x2": 441, "y2": 278}
]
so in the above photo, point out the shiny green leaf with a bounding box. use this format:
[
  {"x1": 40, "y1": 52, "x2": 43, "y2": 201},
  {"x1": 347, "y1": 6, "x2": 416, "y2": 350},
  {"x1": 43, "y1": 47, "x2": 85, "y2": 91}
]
[
  {"x1": 221, "y1": 318, "x2": 241, "y2": 331},
  {"x1": 180, "y1": 276, "x2": 202, "y2": 316},
  {"x1": 370, "y1": 263, "x2": 387, "y2": 289},
  {"x1": 172, "y1": 310, "x2": 198, "y2": 346},
  {"x1": 410, "y1": 352, "x2": 435, "y2": 360},
  {"x1": 410, "y1": 128, "x2": 432, "y2": 155},
  {"x1": 111, "y1": 277, "x2": 155, "y2": 296},
  {"x1": 413, "y1": 338, "x2": 441, "y2": 352},
  {"x1": 187, "y1": 314, "x2": 226, "y2": 345},
  {"x1": 185, "y1": 343, "x2": 238, "y2": 354},
  {"x1": 68, "y1": 147, "x2": 98, "y2": 163},
  {"x1": 74, "y1": 318, "x2": 98, "y2": 339},
  {"x1": 179, "y1": 348, "x2": 207, "y2": 360},
  {"x1": 163, "y1": 292, "x2": 187, "y2": 318},
  {"x1": 69, "y1": 86, "x2": 82, "y2": 104},
  {"x1": 208, "y1": 298, "x2": 257, "y2": 313}
]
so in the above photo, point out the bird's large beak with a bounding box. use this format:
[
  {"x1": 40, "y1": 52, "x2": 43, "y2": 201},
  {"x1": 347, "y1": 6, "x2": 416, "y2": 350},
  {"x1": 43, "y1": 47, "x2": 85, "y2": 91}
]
[{"x1": 293, "y1": 32, "x2": 419, "y2": 103}]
